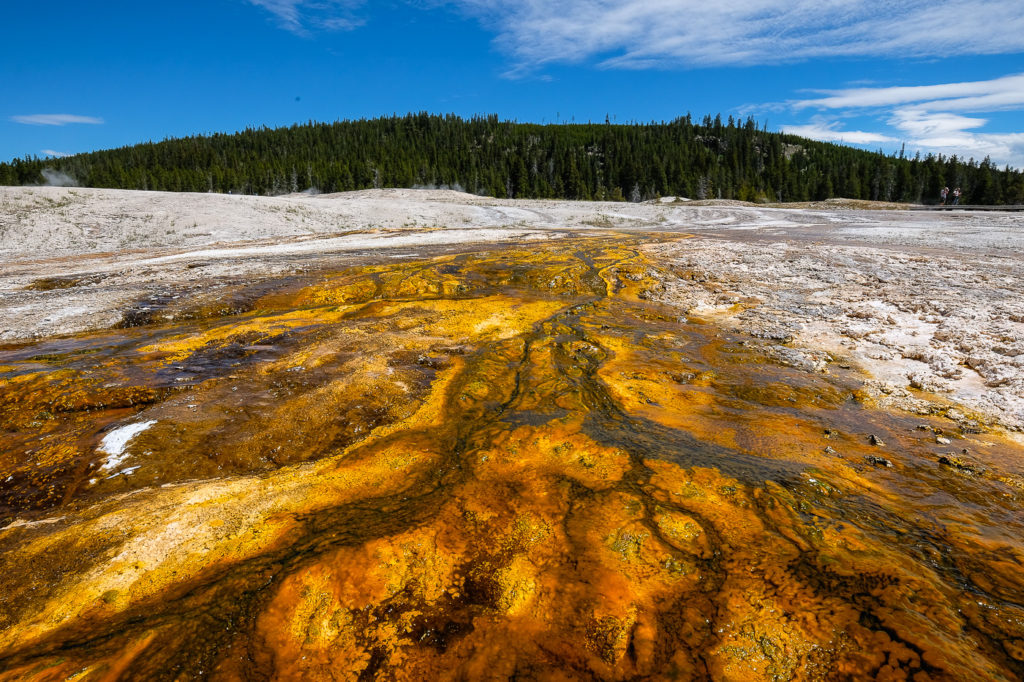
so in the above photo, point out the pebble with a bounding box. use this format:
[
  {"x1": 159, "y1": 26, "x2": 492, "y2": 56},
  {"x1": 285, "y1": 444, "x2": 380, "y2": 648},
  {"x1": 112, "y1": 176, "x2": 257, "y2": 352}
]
[
  {"x1": 866, "y1": 455, "x2": 893, "y2": 468},
  {"x1": 869, "y1": 434, "x2": 885, "y2": 446},
  {"x1": 938, "y1": 455, "x2": 985, "y2": 475}
]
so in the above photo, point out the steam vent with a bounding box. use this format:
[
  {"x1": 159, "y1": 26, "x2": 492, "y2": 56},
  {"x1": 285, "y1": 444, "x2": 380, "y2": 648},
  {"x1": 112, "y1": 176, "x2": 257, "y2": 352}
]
[{"x1": 3, "y1": 231, "x2": 1024, "y2": 680}]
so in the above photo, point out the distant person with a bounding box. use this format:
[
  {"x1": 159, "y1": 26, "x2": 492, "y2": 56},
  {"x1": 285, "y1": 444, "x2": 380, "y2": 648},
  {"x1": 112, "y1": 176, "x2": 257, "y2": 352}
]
[
  {"x1": 940, "y1": 186, "x2": 949, "y2": 205},
  {"x1": 952, "y1": 187, "x2": 961, "y2": 205}
]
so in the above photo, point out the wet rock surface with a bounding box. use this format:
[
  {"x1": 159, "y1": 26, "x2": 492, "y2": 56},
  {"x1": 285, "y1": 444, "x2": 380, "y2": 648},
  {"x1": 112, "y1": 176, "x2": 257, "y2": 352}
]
[
  {"x1": 1, "y1": 237, "x2": 1023, "y2": 680},
  {"x1": 3, "y1": 189, "x2": 1024, "y2": 680}
]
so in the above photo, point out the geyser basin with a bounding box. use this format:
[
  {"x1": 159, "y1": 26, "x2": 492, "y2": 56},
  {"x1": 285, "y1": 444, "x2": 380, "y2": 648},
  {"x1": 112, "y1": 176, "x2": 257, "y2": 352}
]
[{"x1": 1, "y1": 238, "x2": 1023, "y2": 680}]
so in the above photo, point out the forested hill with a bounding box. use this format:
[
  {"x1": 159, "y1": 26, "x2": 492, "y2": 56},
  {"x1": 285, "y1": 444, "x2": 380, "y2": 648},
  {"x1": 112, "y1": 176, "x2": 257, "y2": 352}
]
[{"x1": 3, "y1": 113, "x2": 1023, "y2": 204}]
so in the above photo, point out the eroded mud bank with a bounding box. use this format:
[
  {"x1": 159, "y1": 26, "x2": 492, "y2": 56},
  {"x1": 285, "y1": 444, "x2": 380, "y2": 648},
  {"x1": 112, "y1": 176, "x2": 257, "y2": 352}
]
[{"x1": 2, "y1": 238, "x2": 1023, "y2": 680}]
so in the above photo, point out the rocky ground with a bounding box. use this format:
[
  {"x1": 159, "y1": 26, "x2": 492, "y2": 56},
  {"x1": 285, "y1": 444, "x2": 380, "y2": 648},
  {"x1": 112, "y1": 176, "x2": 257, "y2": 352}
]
[
  {"x1": 3, "y1": 186, "x2": 1022, "y2": 433},
  {"x1": 3, "y1": 188, "x2": 1024, "y2": 679},
  {"x1": 647, "y1": 234, "x2": 1024, "y2": 433}
]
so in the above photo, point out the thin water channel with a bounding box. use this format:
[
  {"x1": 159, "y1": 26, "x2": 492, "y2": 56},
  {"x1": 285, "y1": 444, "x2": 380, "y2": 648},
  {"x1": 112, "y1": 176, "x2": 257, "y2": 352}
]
[{"x1": 1, "y1": 237, "x2": 1022, "y2": 680}]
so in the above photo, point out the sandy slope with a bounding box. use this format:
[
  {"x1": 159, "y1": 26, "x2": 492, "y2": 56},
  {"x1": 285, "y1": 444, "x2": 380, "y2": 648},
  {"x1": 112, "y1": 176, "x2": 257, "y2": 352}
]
[{"x1": 2, "y1": 185, "x2": 1023, "y2": 430}]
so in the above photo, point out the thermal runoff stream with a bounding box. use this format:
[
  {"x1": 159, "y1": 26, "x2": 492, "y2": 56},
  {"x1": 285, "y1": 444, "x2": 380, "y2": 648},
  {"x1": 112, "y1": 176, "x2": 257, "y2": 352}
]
[{"x1": 2, "y1": 236, "x2": 1023, "y2": 680}]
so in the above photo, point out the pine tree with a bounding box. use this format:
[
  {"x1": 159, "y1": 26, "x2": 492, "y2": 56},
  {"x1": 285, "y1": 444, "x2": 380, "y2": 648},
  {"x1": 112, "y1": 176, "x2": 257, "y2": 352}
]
[{"x1": 1, "y1": 113, "x2": 1021, "y2": 204}]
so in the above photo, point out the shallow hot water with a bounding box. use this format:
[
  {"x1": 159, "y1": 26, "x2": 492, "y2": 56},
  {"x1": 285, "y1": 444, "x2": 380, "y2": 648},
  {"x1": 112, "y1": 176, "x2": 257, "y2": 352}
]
[{"x1": 1, "y1": 238, "x2": 1023, "y2": 680}]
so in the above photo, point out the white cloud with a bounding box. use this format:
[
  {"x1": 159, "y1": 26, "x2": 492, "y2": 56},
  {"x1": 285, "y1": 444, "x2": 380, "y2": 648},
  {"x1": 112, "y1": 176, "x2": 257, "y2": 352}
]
[
  {"x1": 11, "y1": 114, "x2": 104, "y2": 126},
  {"x1": 782, "y1": 120, "x2": 897, "y2": 146},
  {"x1": 40, "y1": 149, "x2": 71, "y2": 158},
  {"x1": 778, "y1": 73, "x2": 1024, "y2": 167},
  {"x1": 247, "y1": 0, "x2": 364, "y2": 34},
  {"x1": 792, "y1": 73, "x2": 1024, "y2": 111},
  {"x1": 245, "y1": 1, "x2": 1024, "y2": 65},
  {"x1": 444, "y1": 0, "x2": 1024, "y2": 69},
  {"x1": 889, "y1": 114, "x2": 1024, "y2": 166},
  {"x1": 888, "y1": 110, "x2": 987, "y2": 138}
]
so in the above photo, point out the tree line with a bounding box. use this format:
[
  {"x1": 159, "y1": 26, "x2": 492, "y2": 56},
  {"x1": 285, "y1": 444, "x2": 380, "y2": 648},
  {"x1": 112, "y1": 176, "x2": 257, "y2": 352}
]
[{"x1": 2, "y1": 113, "x2": 1022, "y2": 204}]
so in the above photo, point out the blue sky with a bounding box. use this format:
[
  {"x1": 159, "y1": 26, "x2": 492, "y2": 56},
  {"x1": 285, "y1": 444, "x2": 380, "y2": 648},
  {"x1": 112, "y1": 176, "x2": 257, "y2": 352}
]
[{"x1": 4, "y1": 0, "x2": 1024, "y2": 166}]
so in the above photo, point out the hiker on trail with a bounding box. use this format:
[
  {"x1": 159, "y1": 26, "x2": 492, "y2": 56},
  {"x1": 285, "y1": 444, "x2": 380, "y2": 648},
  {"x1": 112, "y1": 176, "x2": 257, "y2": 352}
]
[
  {"x1": 940, "y1": 186, "x2": 949, "y2": 205},
  {"x1": 952, "y1": 187, "x2": 961, "y2": 205}
]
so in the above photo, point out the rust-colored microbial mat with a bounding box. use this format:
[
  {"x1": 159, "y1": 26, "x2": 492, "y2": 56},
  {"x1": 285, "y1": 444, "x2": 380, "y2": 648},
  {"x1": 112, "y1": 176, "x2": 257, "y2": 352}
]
[{"x1": 1, "y1": 237, "x2": 1023, "y2": 680}]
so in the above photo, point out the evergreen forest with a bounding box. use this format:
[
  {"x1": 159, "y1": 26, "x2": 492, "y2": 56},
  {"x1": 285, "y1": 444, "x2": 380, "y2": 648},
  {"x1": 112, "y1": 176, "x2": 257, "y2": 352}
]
[{"x1": 2, "y1": 113, "x2": 1022, "y2": 204}]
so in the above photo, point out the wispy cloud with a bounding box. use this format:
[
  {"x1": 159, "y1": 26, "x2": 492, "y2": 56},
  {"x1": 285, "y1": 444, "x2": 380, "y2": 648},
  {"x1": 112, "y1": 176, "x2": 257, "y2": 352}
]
[
  {"x1": 246, "y1": 1, "x2": 1024, "y2": 66},
  {"x1": 11, "y1": 114, "x2": 104, "y2": 126},
  {"x1": 247, "y1": 0, "x2": 364, "y2": 34},
  {"x1": 776, "y1": 73, "x2": 1024, "y2": 167},
  {"x1": 782, "y1": 119, "x2": 897, "y2": 146},
  {"x1": 444, "y1": 0, "x2": 1024, "y2": 70},
  {"x1": 40, "y1": 149, "x2": 72, "y2": 158},
  {"x1": 791, "y1": 73, "x2": 1024, "y2": 112}
]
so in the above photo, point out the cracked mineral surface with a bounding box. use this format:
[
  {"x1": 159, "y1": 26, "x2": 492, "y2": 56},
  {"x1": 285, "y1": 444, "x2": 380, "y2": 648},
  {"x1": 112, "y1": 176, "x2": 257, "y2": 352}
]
[{"x1": 1, "y1": 188, "x2": 1023, "y2": 680}]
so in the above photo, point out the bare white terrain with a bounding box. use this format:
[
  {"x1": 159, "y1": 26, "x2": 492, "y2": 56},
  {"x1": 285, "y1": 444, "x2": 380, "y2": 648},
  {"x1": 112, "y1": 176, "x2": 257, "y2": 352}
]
[{"x1": 2, "y1": 185, "x2": 1023, "y2": 432}]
